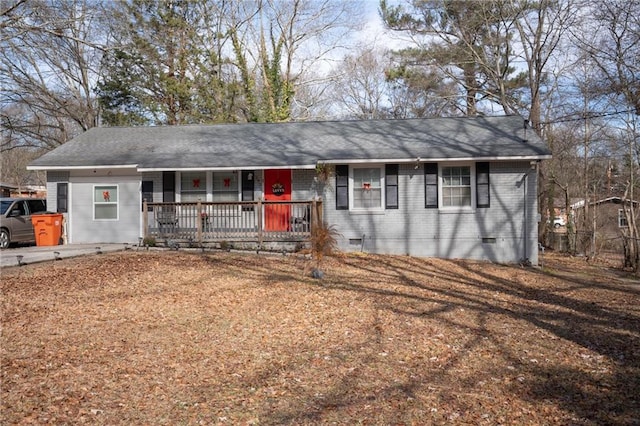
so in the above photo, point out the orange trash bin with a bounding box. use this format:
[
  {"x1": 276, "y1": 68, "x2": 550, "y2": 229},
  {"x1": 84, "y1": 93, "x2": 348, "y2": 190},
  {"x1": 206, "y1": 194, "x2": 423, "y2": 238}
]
[{"x1": 31, "y1": 213, "x2": 63, "y2": 246}]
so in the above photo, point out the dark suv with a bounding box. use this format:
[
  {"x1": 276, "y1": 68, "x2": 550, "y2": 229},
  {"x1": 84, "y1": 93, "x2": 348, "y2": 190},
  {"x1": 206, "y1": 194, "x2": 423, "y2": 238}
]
[{"x1": 0, "y1": 198, "x2": 47, "y2": 249}]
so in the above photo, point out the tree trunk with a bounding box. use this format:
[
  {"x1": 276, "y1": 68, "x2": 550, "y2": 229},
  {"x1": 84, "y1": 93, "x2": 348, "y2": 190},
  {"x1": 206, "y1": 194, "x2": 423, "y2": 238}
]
[{"x1": 622, "y1": 189, "x2": 639, "y2": 272}]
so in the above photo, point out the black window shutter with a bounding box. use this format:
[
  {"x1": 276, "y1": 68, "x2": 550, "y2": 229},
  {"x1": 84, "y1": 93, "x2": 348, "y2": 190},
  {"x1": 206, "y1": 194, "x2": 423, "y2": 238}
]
[
  {"x1": 56, "y1": 182, "x2": 68, "y2": 213},
  {"x1": 141, "y1": 180, "x2": 153, "y2": 211},
  {"x1": 385, "y1": 164, "x2": 399, "y2": 209},
  {"x1": 424, "y1": 163, "x2": 438, "y2": 208},
  {"x1": 162, "y1": 171, "x2": 175, "y2": 202},
  {"x1": 335, "y1": 165, "x2": 349, "y2": 210},
  {"x1": 476, "y1": 162, "x2": 490, "y2": 208}
]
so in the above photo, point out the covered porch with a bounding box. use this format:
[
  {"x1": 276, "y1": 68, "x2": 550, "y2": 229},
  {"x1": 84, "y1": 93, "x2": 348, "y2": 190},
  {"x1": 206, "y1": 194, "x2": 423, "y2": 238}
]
[{"x1": 142, "y1": 199, "x2": 322, "y2": 247}]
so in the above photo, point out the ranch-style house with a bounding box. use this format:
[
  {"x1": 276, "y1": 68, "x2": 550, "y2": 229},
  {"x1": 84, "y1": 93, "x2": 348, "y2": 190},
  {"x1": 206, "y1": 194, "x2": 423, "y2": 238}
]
[{"x1": 28, "y1": 115, "x2": 551, "y2": 264}]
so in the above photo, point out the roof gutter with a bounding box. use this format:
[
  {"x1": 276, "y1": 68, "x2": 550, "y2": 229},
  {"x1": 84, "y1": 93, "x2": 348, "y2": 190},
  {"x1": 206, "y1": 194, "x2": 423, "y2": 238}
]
[
  {"x1": 321, "y1": 155, "x2": 552, "y2": 164},
  {"x1": 27, "y1": 164, "x2": 139, "y2": 171},
  {"x1": 28, "y1": 155, "x2": 551, "y2": 172},
  {"x1": 136, "y1": 164, "x2": 317, "y2": 172}
]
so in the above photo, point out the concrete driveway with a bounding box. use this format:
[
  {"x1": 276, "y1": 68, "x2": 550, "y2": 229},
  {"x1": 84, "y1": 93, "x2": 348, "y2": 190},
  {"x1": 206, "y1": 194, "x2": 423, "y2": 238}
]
[{"x1": 0, "y1": 243, "x2": 132, "y2": 268}]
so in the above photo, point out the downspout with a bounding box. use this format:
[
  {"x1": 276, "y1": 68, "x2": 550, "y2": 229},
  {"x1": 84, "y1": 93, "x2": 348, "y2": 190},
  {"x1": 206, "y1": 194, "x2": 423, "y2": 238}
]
[
  {"x1": 523, "y1": 172, "x2": 528, "y2": 263},
  {"x1": 522, "y1": 161, "x2": 538, "y2": 264}
]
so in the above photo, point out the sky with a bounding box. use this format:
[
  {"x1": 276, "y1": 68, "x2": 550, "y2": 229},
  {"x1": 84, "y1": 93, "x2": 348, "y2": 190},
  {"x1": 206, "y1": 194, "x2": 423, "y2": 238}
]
[
  {"x1": 352, "y1": 0, "x2": 412, "y2": 51},
  {"x1": 312, "y1": 0, "x2": 411, "y2": 76}
]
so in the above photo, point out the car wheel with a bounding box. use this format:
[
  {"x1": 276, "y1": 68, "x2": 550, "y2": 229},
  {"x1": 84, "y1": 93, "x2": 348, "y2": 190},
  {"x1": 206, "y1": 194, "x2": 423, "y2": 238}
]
[{"x1": 0, "y1": 229, "x2": 10, "y2": 249}]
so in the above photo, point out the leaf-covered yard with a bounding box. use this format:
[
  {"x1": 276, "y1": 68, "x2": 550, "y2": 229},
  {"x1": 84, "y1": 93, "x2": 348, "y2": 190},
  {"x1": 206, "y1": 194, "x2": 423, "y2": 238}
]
[{"x1": 1, "y1": 250, "x2": 639, "y2": 425}]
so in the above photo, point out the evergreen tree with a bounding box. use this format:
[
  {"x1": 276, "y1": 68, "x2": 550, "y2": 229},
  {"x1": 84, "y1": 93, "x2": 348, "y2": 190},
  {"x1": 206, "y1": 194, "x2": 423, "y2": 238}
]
[
  {"x1": 381, "y1": 0, "x2": 529, "y2": 116},
  {"x1": 97, "y1": 0, "x2": 237, "y2": 125}
]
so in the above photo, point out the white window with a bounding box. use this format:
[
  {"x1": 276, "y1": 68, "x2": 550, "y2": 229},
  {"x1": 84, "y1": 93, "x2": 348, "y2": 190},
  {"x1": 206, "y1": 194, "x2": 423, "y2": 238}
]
[
  {"x1": 619, "y1": 209, "x2": 628, "y2": 228},
  {"x1": 212, "y1": 171, "x2": 238, "y2": 202},
  {"x1": 180, "y1": 171, "x2": 206, "y2": 202},
  {"x1": 441, "y1": 165, "x2": 473, "y2": 208},
  {"x1": 94, "y1": 185, "x2": 118, "y2": 220},
  {"x1": 352, "y1": 166, "x2": 383, "y2": 210}
]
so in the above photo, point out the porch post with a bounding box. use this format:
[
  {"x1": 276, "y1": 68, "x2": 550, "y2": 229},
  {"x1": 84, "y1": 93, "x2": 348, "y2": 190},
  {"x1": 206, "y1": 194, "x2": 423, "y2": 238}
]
[
  {"x1": 196, "y1": 200, "x2": 203, "y2": 244},
  {"x1": 143, "y1": 201, "x2": 149, "y2": 239},
  {"x1": 257, "y1": 198, "x2": 263, "y2": 245}
]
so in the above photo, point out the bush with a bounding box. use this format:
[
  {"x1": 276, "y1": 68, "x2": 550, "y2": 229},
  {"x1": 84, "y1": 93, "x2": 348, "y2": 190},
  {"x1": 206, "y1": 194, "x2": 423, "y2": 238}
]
[
  {"x1": 142, "y1": 236, "x2": 156, "y2": 247},
  {"x1": 310, "y1": 221, "x2": 340, "y2": 266}
]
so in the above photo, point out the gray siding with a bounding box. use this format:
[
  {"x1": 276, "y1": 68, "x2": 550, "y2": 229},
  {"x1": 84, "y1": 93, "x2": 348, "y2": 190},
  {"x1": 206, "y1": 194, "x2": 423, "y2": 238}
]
[
  {"x1": 49, "y1": 163, "x2": 539, "y2": 264},
  {"x1": 141, "y1": 171, "x2": 163, "y2": 203},
  {"x1": 292, "y1": 169, "x2": 317, "y2": 200},
  {"x1": 322, "y1": 161, "x2": 539, "y2": 264},
  {"x1": 68, "y1": 170, "x2": 141, "y2": 244}
]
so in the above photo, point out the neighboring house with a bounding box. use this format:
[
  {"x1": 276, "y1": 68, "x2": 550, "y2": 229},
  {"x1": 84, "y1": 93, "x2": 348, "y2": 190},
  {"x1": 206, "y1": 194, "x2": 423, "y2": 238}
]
[
  {"x1": 11, "y1": 185, "x2": 47, "y2": 198},
  {"x1": 28, "y1": 115, "x2": 550, "y2": 264},
  {"x1": 0, "y1": 182, "x2": 17, "y2": 197},
  {"x1": 571, "y1": 196, "x2": 639, "y2": 252},
  {"x1": 0, "y1": 182, "x2": 46, "y2": 198}
]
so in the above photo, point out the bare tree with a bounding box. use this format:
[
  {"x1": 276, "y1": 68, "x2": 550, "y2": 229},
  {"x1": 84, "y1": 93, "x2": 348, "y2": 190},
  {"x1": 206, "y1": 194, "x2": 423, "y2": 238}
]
[
  {"x1": 98, "y1": 0, "x2": 363, "y2": 125},
  {"x1": 579, "y1": 0, "x2": 640, "y2": 115},
  {"x1": 0, "y1": 146, "x2": 45, "y2": 189},
  {"x1": 1, "y1": 0, "x2": 104, "y2": 152},
  {"x1": 513, "y1": 0, "x2": 576, "y2": 134},
  {"x1": 328, "y1": 47, "x2": 392, "y2": 120},
  {"x1": 230, "y1": 0, "x2": 364, "y2": 122},
  {"x1": 575, "y1": 0, "x2": 640, "y2": 269}
]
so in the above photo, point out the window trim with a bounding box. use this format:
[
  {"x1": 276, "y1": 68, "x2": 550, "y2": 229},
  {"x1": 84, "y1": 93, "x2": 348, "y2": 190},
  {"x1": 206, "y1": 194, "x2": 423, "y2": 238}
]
[
  {"x1": 179, "y1": 171, "x2": 207, "y2": 202},
  {"x1": 57, "y1": 182, "x2": 68, "y2": 213},
  {"x1": 93, "y1": 184, "x2": 119, "y2": 221},
  {"x1": 439, "y1": 162, "x2": 476, "y2": 211},
  {"x1": 212, "y1": 171, "x2": 240, "y2": 202},
  {"x1": 175, "y1": 171, "x2": 249, "y2": 203},
  {"x1": 619, "y1": 209, "x2": 629, "y2": 228},
  {"x1": 350, "y1": 164, "x2": 385, "y2": 211}
]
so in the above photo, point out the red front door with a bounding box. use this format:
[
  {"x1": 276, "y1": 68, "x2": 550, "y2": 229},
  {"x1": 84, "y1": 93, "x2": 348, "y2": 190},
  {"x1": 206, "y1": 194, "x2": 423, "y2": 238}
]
[{"x1": 264, "y1": 169, "x2": 291, "y2": 231}]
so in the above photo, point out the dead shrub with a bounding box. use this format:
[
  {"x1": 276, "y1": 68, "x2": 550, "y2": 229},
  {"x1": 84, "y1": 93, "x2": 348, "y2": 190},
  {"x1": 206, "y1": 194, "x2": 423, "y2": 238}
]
[{"x1": 310, "y1": 221, "x2": 340, "y2": 267}]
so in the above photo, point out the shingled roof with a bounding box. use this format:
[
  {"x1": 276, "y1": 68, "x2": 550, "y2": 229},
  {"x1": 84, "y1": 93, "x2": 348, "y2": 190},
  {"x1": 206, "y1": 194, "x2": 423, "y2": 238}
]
[{"x1": 29, "y1": 115, "x2": 550, "y2": 171}]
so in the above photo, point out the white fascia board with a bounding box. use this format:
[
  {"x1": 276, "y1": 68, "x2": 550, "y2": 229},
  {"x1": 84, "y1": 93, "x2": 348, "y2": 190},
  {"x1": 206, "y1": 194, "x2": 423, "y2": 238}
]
[
  {"x1": 320, "y1": 155, "x2": 551, "y2": 164},
  {"x1": 27, "y1": 164, "x2": 138, "y2": 171},
  {"x1": 136, "y1": 164, "x2": 317, "y2": 172}
]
